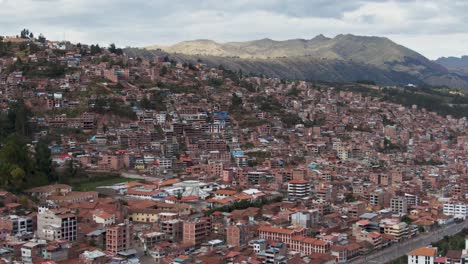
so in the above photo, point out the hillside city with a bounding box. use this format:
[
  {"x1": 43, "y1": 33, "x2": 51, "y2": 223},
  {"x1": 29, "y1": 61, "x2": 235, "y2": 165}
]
[{"x1": 0, "y1": 31, "x2": 467, "y2": 264}]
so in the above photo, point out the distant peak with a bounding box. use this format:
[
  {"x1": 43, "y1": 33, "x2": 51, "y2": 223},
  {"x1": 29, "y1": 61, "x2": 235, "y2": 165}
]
[
  {"x1": 312, "y1": 34, "x2": 330, "y2": 41},
  {"x1": 255, "y1": 38, "x2": 275, "y2": 42}
]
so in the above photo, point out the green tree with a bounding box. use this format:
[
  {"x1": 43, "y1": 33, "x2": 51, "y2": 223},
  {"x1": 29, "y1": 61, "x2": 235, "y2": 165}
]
[
  {"x1": 0, "y1": 135, "x2": 30, "y2": 170},
  {"x1": 9, "y1": 167, "x2": 26, "y2": 190},
  {"x1": 401, "y1": 215, "x2": 413, "y2": 224},
  {"x1": 160, "y1": 66, "x2": 168, "y2": 76},
  {"x1": 20, "y1": 29, "x2": 30, "y2": 39},
  {"x1": 38, "y1": 34, "x2": 46, "y2": 44},
  {"x1": 35, "y1": 140, "x2": 53, "y2": 181},
  {"x1": 230, "y1": 93, "x2": 243, "y2": 113},
  {"x1": 108, "y1": 43, "x2": 123, "y2": 55},
  {"x1": 90, "y1": 44, "x2": 102, "y2": 55}
]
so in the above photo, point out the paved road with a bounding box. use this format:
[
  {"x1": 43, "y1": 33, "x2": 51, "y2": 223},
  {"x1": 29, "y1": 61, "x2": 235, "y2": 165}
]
[{"x1": 350, "y1": 220, "x2": 468, "y2": 264}]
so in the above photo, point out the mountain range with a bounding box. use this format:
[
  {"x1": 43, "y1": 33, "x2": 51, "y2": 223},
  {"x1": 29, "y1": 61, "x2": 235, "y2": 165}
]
[{"x1": 134, "y1": 34, "x2": 468, "y2": 89}]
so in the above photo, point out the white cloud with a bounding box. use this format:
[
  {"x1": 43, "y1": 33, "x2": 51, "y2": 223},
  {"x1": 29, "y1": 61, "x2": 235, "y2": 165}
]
[{"x1": 0, "y1": 0, "x2": 467, "y2": 59}]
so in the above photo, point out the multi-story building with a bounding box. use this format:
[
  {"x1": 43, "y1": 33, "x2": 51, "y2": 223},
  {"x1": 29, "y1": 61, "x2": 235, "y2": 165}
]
[
  {"x1": 290, "y1": 211, "x2": 317, "y2": 228},
  {"x1": 226, "y1": 223, "x2": 256, "y2": 248},
  {"x1": 106, "y1": 220, "x2": 134, "y2": 254},
  {"x1": 37, "y1": 208, "x2": 77, "y2": 241},
  {"x1": 249, "y1": 239, "x2": 267, "y2": 254},
  {"x1": 182, "y1": 218, "x2": 211, "y2": 246},
  {"x1": 391, "y1": 196, "x2": 408, "y2": 215},
  {"x1": 159, "y1": 219, "x2": 183, "y2": 242},
  {"x1": 0, "y1": 215, "x2": 33, "y2": 235},
  {"x1": 380, "y1": 219, "x2": 409, "y2": 242},
  {"x1": 258, "y1": 225, "x2": 306, "y2": 248},
  {"x1": 290, "y1": 236, "x2": 330, "y2": 254},
  {"x1": 348, "y1": 201, "x2": 366, "y2": 218},
  {"x1": 21, "y1": 240, "x2": 47, "y2": 264},
  {"x1": 404, "y1": 193, "x2": 420, "y2": 206},
  {"x1": 287, "y1": 180, "x2": 310, "y2": 199},
  {"x1": 443, "y1": 203, "x2": 468, "y2": 219}
]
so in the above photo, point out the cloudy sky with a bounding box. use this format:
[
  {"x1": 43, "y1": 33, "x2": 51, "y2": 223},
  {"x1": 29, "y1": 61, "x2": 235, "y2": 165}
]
[{"x1": 1, "y1": 0, "x2": 467, "y2": 59}]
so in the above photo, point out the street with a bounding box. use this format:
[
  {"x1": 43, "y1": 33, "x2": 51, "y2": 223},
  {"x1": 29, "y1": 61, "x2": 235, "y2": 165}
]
[{"x1": 350, "y1": 220, "x2": 468, "y2": 264}]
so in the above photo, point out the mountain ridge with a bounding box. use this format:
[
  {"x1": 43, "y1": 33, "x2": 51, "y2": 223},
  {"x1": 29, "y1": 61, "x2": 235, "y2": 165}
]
[{"x1": 142, "y1": 34, "x2": 468, "y2": 89}]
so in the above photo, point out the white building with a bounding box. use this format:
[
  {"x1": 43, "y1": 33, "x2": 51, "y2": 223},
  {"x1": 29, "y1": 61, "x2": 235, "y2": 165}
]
[
  {"x1": 291, "y1": 211, "x2": 311, "y2": 228},
  {"x1": 287, "y1": 180, "x2": 310, "y2": 199},
  {"x1": 443, "y1": 203, "x2": 468, "y2": 219},
  {"x1": 92, "y1": 211, "x2": 115, "y2": 226},
  {"x1": 407, "y1": 247, "x2": 436, "y2": 264}
]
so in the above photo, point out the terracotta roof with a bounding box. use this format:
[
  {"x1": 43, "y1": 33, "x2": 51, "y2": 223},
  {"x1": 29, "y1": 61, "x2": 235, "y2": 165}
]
[
  {"x1": 126, "y1": 188, "x2": 161, "y2": 196},
  {"x1": 289, "y1": 179, "x2": 309, "y2": 184},
  {"x1": 367, "y1": 232, "x2": 381, "y2": 239},
  {"x1": 215, "y1": 189, "x2": 238, "y2": 195},
  {"x1": 124, "y1": 182, "x2": 144, "y2": 188},
  {"x1": 25, "y1": 184, "x2": 72, "y2": 193},
  {"x1": 408, "y1": 247, "x2": 437, "y2": 257},
  {"x1": 258, "y1": 225, "x2": 299, "y2": 235},
  {"x1": 158, "y1": 179, "x2": 180, "y2": 186},
  {"x1": 292, "y1": 236, "x2": 328, "y2": 246}
]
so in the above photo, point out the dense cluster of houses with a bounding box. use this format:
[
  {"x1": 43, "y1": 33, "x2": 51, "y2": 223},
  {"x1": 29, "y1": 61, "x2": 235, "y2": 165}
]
[{"x1": 0, "y1": 37, "x2": 466, "y2": 263}]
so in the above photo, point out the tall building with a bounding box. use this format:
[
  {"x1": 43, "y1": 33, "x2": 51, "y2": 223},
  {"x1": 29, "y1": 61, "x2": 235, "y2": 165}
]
[
  {"x1": 391, "y1": 196, "x2": 408, "y2": 214},
  {"x1": 182, "y1": 218, "x2": 211, "y2": 246},
  {"x1": 106, "y1": 220, "x2": 134, "y2": 254},
  {"x1": 159, "y1": 219, "x2": 183, "y2": 242},
  {"x1": 226, "y1": 223, "x2": 255, "y2": 248},
  {"x1": 37, "y1": 207, "x2": 77, "y2": 241},
  {"x1": 287, "y1": 180, "x2": 310, "y2": 199}
]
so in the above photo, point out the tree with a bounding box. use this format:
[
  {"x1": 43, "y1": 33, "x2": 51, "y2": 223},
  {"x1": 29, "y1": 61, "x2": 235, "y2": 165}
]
[
  {"x1": 108, "y1": 43, "x2": 123, "y2": 55},
  {"x1": 230, "y1": 93, "x2": 243, "y2": 113},
  {"x1": 0, "y1": 135, "x2": 30, "y2": 170},
  {"x1": 9, "y1": 167, "x2": 26, "y2": 190},
  {"x1": 20, "y1": 29, "x2": 30, "y2": 39},
  {"x1": 160, "y1": 66, "x2": 168, "y2": 76},
  {"x1": 401, "y1": 215, "x2": 413, "y2": 225},
  {"x1": 8, "y1": 101, "x2": 32, "y2": 137},
  {"x1": 35, "y1": 140, "x2": 53, "y2": 181},
  {"x1": 345, "y1": 193, "x2": 356, "y2": 202},
  {"x1": 38, "y1": 34, "x2": 46, "y2": 44},
  {"x1": 90, "y1": 44, "x2": 102, "y2": 55}
]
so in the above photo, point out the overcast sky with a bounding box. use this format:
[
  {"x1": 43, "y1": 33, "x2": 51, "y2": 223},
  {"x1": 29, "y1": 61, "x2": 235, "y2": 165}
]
[{"x1": 1, "y1": 0, "x2": 467, "y2": 59}]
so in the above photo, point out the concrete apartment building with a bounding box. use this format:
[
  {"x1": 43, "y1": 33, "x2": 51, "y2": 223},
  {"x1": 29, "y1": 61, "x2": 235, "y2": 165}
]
[
  {"x1": 182, "y1": 218, "x2": 211, "y2": 246},
  {"x1": 348, "y1": 201, "x2": 366, "y2": 218},
  {"x1": 443, "y1": 202, "x2": 468, "y2": 219},
  {"x1": 37, "y1": 208, "x2": 77, "y2": 241},
  {"x1": 391, "y1": 196, "x2": 408, "y2": 214},
  {"x1": 0, "y1": 215, "x2": 33, "y2": 235},
  {"x1": 159, "y1": 219, "x2": 183, "y2": 242},
  {"x1": 226, "y1": 223, "x2": 256, "y2": 248},
  {"x1": 106, "y1": 220, "x2": 134, "y2": 254},
  {"x1": 287, "y1": 179, "x2": 310, "y2": 199}
]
